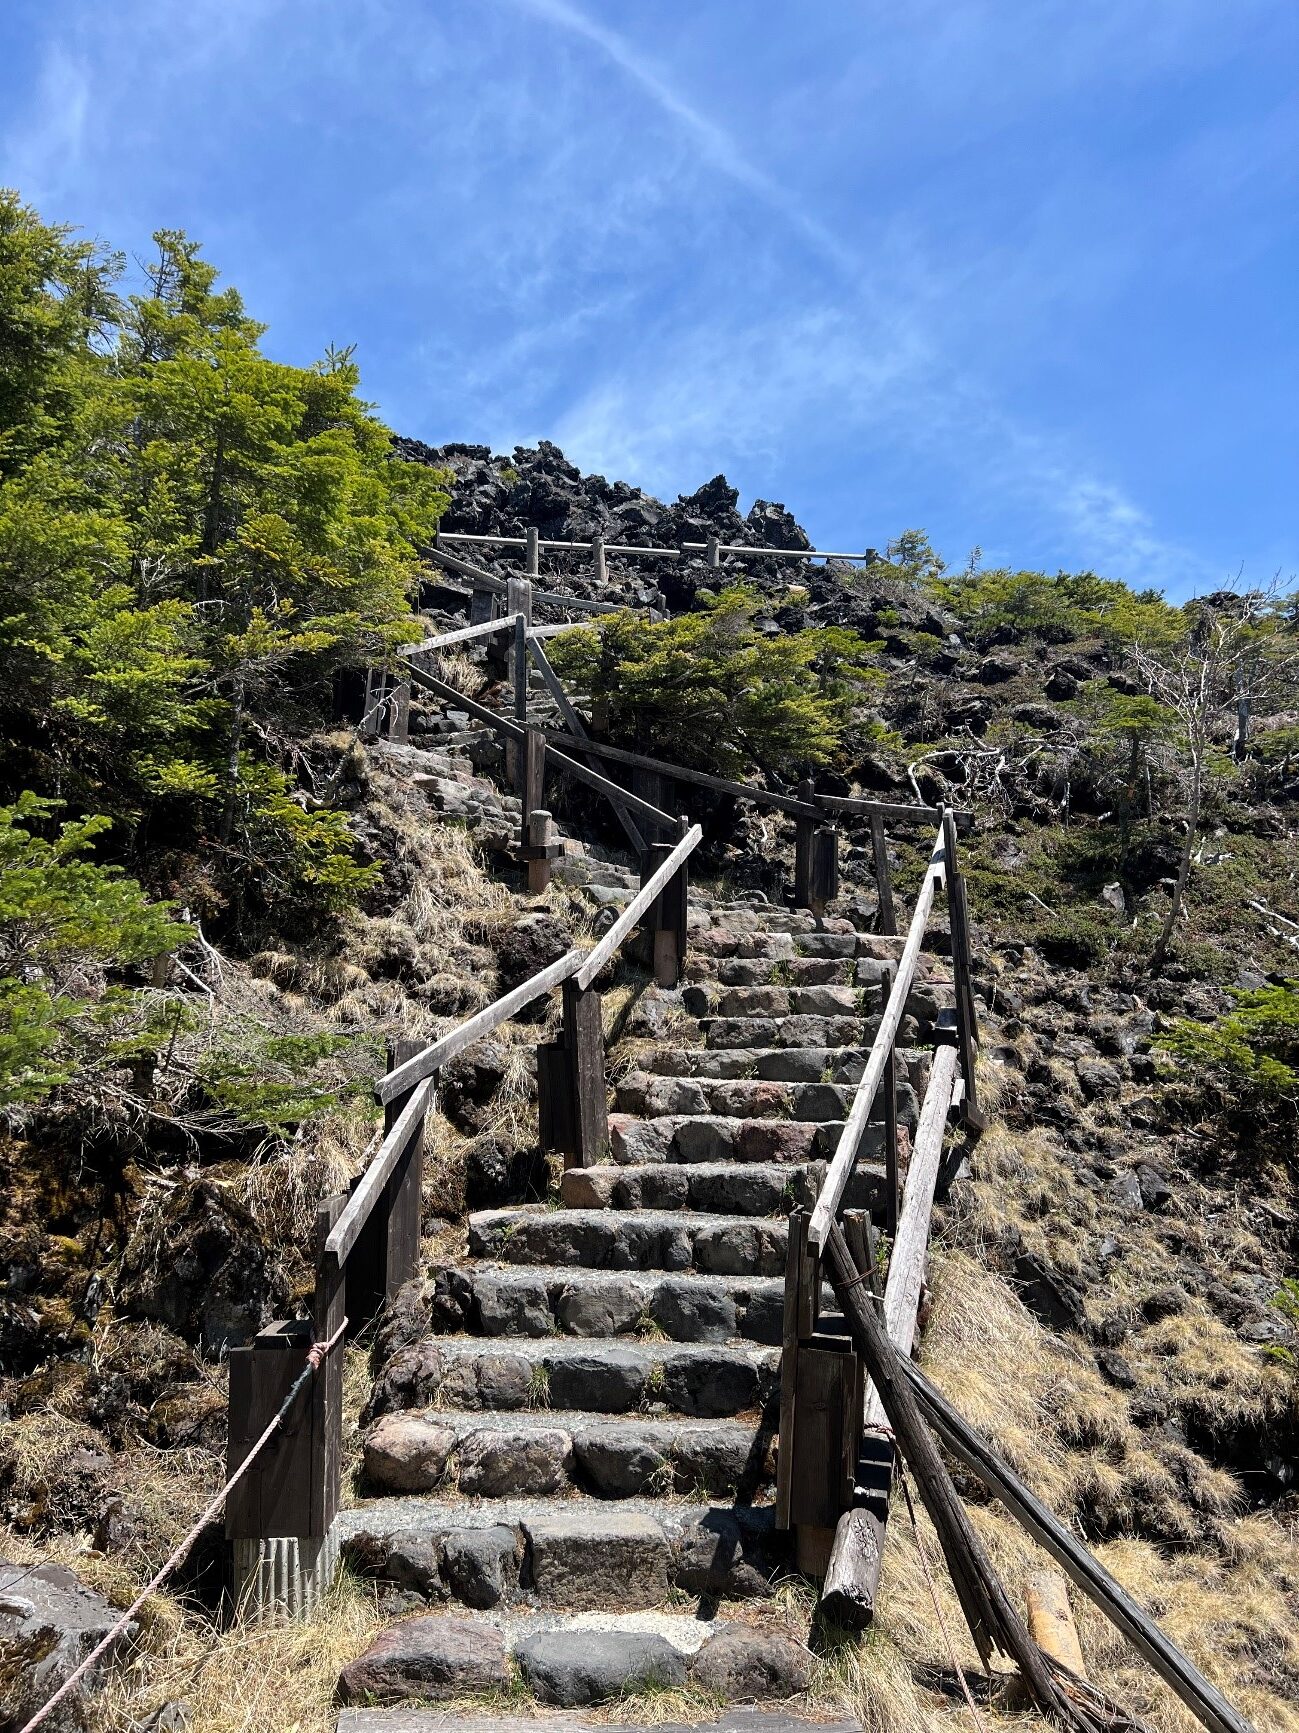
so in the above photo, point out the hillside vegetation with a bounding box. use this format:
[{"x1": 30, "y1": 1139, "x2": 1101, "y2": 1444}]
[{"x1": 1, "y1": 196, "x2": 1297, "y2": 1731}]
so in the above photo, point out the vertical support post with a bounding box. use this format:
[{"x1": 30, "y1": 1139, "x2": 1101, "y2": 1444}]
[
  {"x1": 592, "y1": 534, "x2": 607, "y2": 585},
  {"x1": 469, "y1": 585, "x2": 496, "y2": 627},
  {"x1": 705, "y1": 536, "x2": 720, "y2": 570},
  {"x1": 641, "y1": 817, "x2": 690, "y2": 988},
  {"x1": 810, "y1": 825, "x2": 839, "y2": 918},
  {"x1": 526, "y1": 808, "x2": 555, "y2": 894},
  {"x1": 311, "y1": 1194, "x2": 346, "y2": 1538},
  {"x1": 881, "y1": 965, "x2": 900, "y2": 1237},
  {"x1": 794, "y1": 779, "x2": 816, "y2": 910},
  {"x1": 346, "y1": 1038, "x2": 427, "y2": 1332},
  {"x1": 505, "y1": 577, "x2": 532, "y2": 788},
  {"x1": 871, "y1": 815, "x2": 897, "y2": 935},
  {"x1": 519, "y1": 727, "x2": 547, "y2": 847},
  {"x1": 525, "y1": 525, "x2": 540, "y2": 577},
  {"x1": 775, "y1": 1207, "x2": 809, "y2": 1530},
  {"x1": 386, "y1": 679, "x2": 411, "y2": 743},
  {"x1": 565, "y1": 977, "x2": 608, "y2": 1167},
  {"x1": 942, "y1": 809, "x2": 981, "y2": 1129}
]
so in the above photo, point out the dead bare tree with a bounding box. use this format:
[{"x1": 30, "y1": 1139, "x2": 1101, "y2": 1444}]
[{"x1": 1130, "y1": 588, "x2": 1298, "y2": 974}]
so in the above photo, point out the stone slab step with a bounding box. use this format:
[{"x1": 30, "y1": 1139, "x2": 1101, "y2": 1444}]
[
  {"x1": 644, "y1": 1046, "x2": 871, "y2": 1083},
  {"x1": 362, "y1": 1407, "x2": 774, "y2": 1499},
  {"x1": 430, "y1": 1265, "x2": 792, "y2": 1345},
  {"x1": 337, "y1": 1496, "x2": 785, "y2": 1612},
  {"x1": 690, "y1": 930, "x2": 869, "y2": 961},
  {"x1": 469, "y1": 1206, "x2": 789, "y2": 1276},
  {"x1": 614, "y1": 1072, "x2": 918, "y2": 1130},
  {"x1": 336, "y1": 1616, "x2": 820, "y2": 1714},
  {"x1": 686, "y1": 954, "x2": 880, "y2": 987},
  {"x1": 609, "y1": 1111, "x2": 858, "y2": 1165},
  {"x1": 369, "y1": 1332, "x2": 778, "y2": 1419},
  {"x1": 703, "y1": 1015, "x2": 873, "y2": 1050},
  {"x1": 341, "y1": 1712, "x2": 857, "y2": 1733},
  {"x1": 560, "y1": 1160, "x2": 822, "y2": 1216},
  {"x1": 698, "y1": 985, "x2": 879, "y2": 1019}
]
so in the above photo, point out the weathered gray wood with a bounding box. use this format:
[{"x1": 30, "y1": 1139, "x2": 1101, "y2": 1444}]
[
  {"x1": 402, "y1": 614, "x2": 516, "y2": 655},
  {"x1": 641, "y1": 826, "x2": 690, "y2": 987},
  {"x1": 564, "y1": 977, "x2": 608, "y2": 1167},
  {"x1": 528, "y1": 639, "x2": 645, "y2": 855},
  {"x1": 682, "y1": 541, "x2": 872, "y2": 561},
  {"x1": 575, "y1": 824, "x2": 703, "y2": 989},
  {"x1": 329, "y1": 1073, "x2": 433, "y2": 1261},
  {"x1": 519, "y1": 728, "x2": 546, "y2": 851},
  {"x1": 387, "y1": 680, "x2": 410, "y2": 742},
  {"x1": 375, "y1": 951, "x2": 581, "y2": 1104},
  {"x1": 807, "y1": 825, "x2": 946, "y2": 1248},
  {"x1": 881, "y1": 966, "x2": 899, "y2": 1237},
  {"x1": 810, "y1": 826, "x2": 839, "y2": 915},
  {"x1": 427, "y1": 544, "x2": 663, "y2": 610},
  {"x1": 794, "y1": 779, "x2": 815, "y2": 910},
  {"x1": 705, "y1": 535, "x2": 720, "y2": 568},
  {"x1": 943, "y1": 808, "x2": 983, "y2": 1130},
  {"x1": 870, "y1": 815, "x2": 897, "y2": 935},
  {"x1": 789, "y1": 1345, "x2": 862, "y2": 1531},
  {"x1": 818, "y1": 792, "x2": 962, "y2": 827},
  {"x1": 440, "y1": 531, "x2": 682, "y2": 559},
  {"x1": 404, "y1": 661, "x2": 525, "y2": 741},
  {"x1": 468, "y1": 584, "x2": 497, "y2": 625},
  {"x1": 900, "y1": 1361, "x2": 1257, "y2": 1733},
  {"x1": 821, "y1": 1223, "x2": 1084, "y2": 1725},
  {"x1": 592, "y1": 533, "x2": 607, "y2": 583},
  {"x1": 311, "y1": 1193, "x2": 346, "y2": 1537},
  {"x1": 526, "y1": 807, "x2": 554, "y2": 893},
  {"x1": 540, "y1": 730, "x2": 821, "y2": 818},
  {"x1": 525, "y1": 525, "x2": 539, "y2": 577},
  {"x1": 775, "y1": 1208, "x2": 808, "y2": 1531},
  {"x1": 820, "y1": 1044, "x2": 959, "y2": 1622}
]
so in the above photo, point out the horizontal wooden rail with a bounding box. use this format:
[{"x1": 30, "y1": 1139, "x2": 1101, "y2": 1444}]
[
  {"x1": 527, "y1": 623, "x2": 585, "y2": 640},
  {"x1": 541, "y1": 732, "x2": 821, "y2": 819},
  {"x1": 575, "y1": 825, "x2": 702, "y2": 990},
  {"x1": 681, "y1": 541, "x2": 871, "y2": 562},
  {"x1": 326, "y1": 1078, "x2": 435, "y2": 1262},
  {"x1": 816, "y1": 792, "x2": 958, "y2": 826},
  {"x1": 426, "y1": 547, "x2": 655, "y2": 614},
  {"x1": 375, "y1": 950, "x2": 582, "y2": 1105},
  {"x1": 403, "y1": 661, "x2": 525, "y2": 741},
  {"x1": 529, "y1": 641, "x2": 645, "y2": 855},
  {"x1": 545, "y1": 741, "x2": 680, "y2": 833},
  {"x1": 807, "y1": 822, "x2": 947, "y2": 1249},
  {"x1": 402, "y1": 615, "x2": 518, "y2": 655},
  {"x1": 440, "y1": 532, "x2": 682, "y2": 560}
]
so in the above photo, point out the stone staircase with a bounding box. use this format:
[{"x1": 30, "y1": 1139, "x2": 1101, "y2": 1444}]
[{"x1": 333, "y1": 895, "x2": 935, "y2": 1725}]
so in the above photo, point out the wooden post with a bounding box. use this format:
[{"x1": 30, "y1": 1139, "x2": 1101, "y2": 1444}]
[
  {"x1": 810, "y1": 826, "x2": 838, "y2": 917},
  {"x1": 705, "y1": 535, "x2": 720, "y2": 570},
  {"x1": 790, "y1": 1343, "x2": 864, "y2": 1577},
  {"x1": 775, "y1": 1208, "x2": 809, "y2": 1531},
  {"x1": 525, "y1": 808, "x2": 557, "y2": 893},
  {"x1": 942, "y1": 809, "x2": 982, "y2": 1130},
  {"x1": 525, "y1": 525, "x2": 540, "y2": 577},
  {"x1": 794, "y1": 779, "x2": 816, "y2": 910},
  {"x1": 641, "y1": 819, "x2": 689, "y2": 987},
  {"x1": 310, "y1": 1194, "x2": 346, "y2": 1538},
  {"x1": 592, "y1": 534, "x2": 607, "y2": 584},
  {"x1": 506, "y1": 578, "x2": 532, "y2": 788},
  {"x1": 871, "y1": 815, "x2": 897, "y2": 935},
  {"x1": 520, "y1": 727, "x2": 546, "y2": 847},
  {"x1": 538, "y1": 980, "x2": 608, "y2": 1167},
  {"x1": 469, "y1": 585, "x2": 496, "y2": 627},
  {"x1": 386, "y1": 679, "x2": 410, "y2": 743},
  {"x1": 882, "y1": 965, "x2": 899, "y2": 1237},
  {"x1": 346, "y1": 1038, "x2": 427, "y2": 1332}
]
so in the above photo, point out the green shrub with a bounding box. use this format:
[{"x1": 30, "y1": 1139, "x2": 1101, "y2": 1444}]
[
  {"x1": 1162, "y1": 982, "x2": 1299, "y2": 1114},
  {"x1": 1035, "y1": 910, "x2": 1114, "y2": 968}
]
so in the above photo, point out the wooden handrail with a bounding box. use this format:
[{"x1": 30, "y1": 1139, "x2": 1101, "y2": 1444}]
[
  {"x1": 374, "y1": 949, "x2": 583, "y2": 1106},
  {"x1": 402, "y1": 614, "x2": 519, "y2": 655},
  {"x1": 575, "y1": 824, "x2": 702, "y2": 990},
  {"x1": 806, "y1": 820, "x2": 948, "y2": 1248},
  {"x1": 540, "y1": 731, "x2": 820, "y2": 819},
  {"x1": 325, "y1": 1077, "x2": 435, "y2": 1261},
  {"x1": 427, "y1": 546, "x2": 657, "y2": 613},
  {"x1": 545, "y1": 741, "x2": 679, "y2": 833},
  {"x1": 403, "y1": 661, "x2": 525, "y2": 741}
]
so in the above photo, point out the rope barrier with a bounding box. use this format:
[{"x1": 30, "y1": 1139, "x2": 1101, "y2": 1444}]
[{"x1": 15, "y1": 1316, "x2": 348, "y2": 1733}]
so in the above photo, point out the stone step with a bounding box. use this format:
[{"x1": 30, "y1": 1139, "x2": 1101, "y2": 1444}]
[
  {"x1": 614, "y1": 1071, "x2": 918, "y2": 1129},
  {"x1": 336, "y1": 1496, "x2": 785, "y2": 1612},
  {"x1": 691, "y1": 930, "x2": 866, "y2": 961},
  {"x1": 560, "y1": 1160, "x2": 822, "y2": 1216},
  {"x1": 644, "y1": 1046, "x2": 871, "y2": 1083},
  {"x1": 703, "y1": 1015, "x2": 873, "y2": 1050},
  {"x1": 341, "y1": 1711, "x2": 857, "y2": 1733},
  {"x1": 686, "y1": 954, "x2": 860, "y2": 986},
  {"x1": 336, "y1": 1619, "x2": 826, "y2": 1715},
  {"x1": 699, "y1": 908, "x2": 858, "y2": 934},
  {"x1": 362, "y1": 1407, "x2": 774, "y2": 1500},
  {"x1": 609, "y1": 1111, "x2": 855, "y2": 1165},
  {"x1": 425, "y1": 1265, "x2": 791, "y2": 1345},
  {"x1": 469, "y1": 1206, "x2": 789, "y2": 1277},
  {"x1": 700, "y1": 984, "x2": 878, "y2": 1019},
  {"x1": 368, "y1": 1332, "x2": 779, "y2": 1419}
]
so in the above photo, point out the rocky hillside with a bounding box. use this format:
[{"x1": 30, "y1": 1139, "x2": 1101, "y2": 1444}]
[{"x1": 2, "y1": 430, "x2": 1297, "y2": 1731}]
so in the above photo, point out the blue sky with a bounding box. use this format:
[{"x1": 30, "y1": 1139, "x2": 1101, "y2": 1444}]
[{"x1": 3, "y1": 0, "x2": 1296, "y2": 597}]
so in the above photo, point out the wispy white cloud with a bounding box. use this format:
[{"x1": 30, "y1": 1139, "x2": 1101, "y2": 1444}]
[{"x1": 2, "y1": 45, "x2": 91, "y2": 203}]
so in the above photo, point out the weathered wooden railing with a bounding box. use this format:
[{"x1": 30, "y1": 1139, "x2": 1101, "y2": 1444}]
[
  {"x1": 224, "y1": 822, "x2": 701, "y2": 1613},
  {"x1": 776, "y1": 810, "x2": 982, "y2": 1630}
]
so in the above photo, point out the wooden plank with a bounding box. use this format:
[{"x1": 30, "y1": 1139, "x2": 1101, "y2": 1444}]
[
  {"x1": 537, "y1": 1040, "x2": 574, "y2": 1156},
  {"x1": 526, "y1": 622, "x2": 586, "y2": 640},
  {"x1": 528, "y1": 639, "x2": 645, "y2": 855},
  {"x1": 520, "y1": 729, "x2": 546, "y2": 846},
  {"x1": 903, "y1": 1363, "x2": 1254, "y2": 1733},
  {"x1": 1026, "y1": 1571, "x2": 1088, "y2": 1679},
  {"x1": 525, "y1": 525, "x2": 539, "y2": 577},
  {"x1": 526, "y1": 807, "x2": 554, "y2": 893},
  {"x1": 404, "y1": 661, "x2": 525, "y2": 741},
  {"x1": 402, "y1": 614, "x2": 516, "y2": 655},
  {"x1": 881, "y1": 966, "x2": 899, "y2": 1238},
  {"x1": 807, "y1": 825, "x2": 946, "y2": 1248},
  {"x1": 774, "y1": 1208, "x2": 808, "y2": 1530},
  {"x1": 440, "y1": 531, "x2": 682, "y2": 560},
  {"x1": 818, "y1": 792, "x2": 965, "y2": 827},
  {"x1": 343, "y1": 1040, "x2": 427, "y2": 1324},
  {"x1": 374, "y1": 950, "x2": 581, "y2": 1105},
  {"x1": 384, "y1": 1037, "x2": 426, "y2": 1298},
  {"x1": 870, "y1": 815, "x2": 897, "y2": 936},
  {"x1": 541, "y1": 730, "x2": 821, "y2": 819},
  {"x1": 789, "y1": 1346, "x2": 861, "y2": 1530},
  {"x1": 810, "y1": 826, "x2": 839, "y2": 915},
  {"x1": 311, "y1": 1194, "x2": 346, "y2": 1536},
  {"x1": 426, "y1": 544, "x2": 508, "y2": 594},
  {"x1": 794, "y1": 779, "x2": 815, "y2": 909},
  {"x1": 943, "y1": 808, "x2": 982, "y2": 1128},
  {"x1": 225, "y1": 1321, "x2": 316, "y2": 1540},
  {"x1": 328, "y1": 1077, "x2": 433, "y2": 1255},
  {"x1": 468, "y1": 584, "x2": 497, "y2": 625},
  {"x1": 564, "y1": 978, "x2": 609, "y2": 1167},
  {"x1": 575, "y1": 824, "x2": 703, "y2": 990}
]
